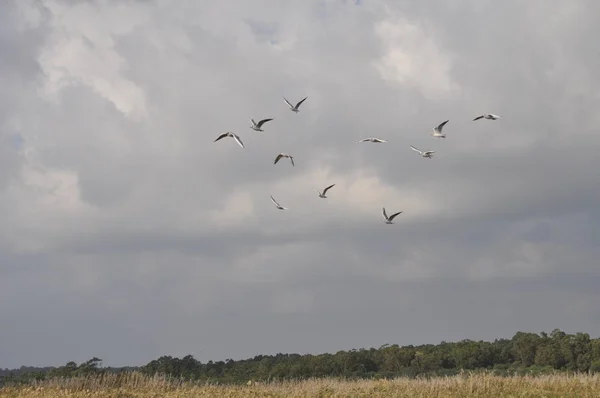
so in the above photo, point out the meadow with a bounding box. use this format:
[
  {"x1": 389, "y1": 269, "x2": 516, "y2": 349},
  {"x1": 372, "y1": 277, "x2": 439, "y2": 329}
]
[{"x1": 2, "y1": 371, "x2": 600, "y2": 398}]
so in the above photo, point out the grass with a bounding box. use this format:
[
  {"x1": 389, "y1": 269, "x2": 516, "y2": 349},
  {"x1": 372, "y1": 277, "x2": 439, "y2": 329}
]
[{"x1": 1, "y1": 371, "x2": 600, "y2": 397}]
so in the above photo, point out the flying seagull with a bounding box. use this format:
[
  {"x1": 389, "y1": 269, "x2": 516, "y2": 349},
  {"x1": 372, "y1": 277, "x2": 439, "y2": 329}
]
[
  {"x1": 315, "y1": 184, "x2": 335, "y2": 198},
  {"x1": 283, "y1": 96, "x2": 308, "y2": 113},
  {"x1": 382, "y1": 207, "x2": 403, "y2": 224},
  {"x1": 274, "y1": 153, "x2": 295, "y2": 166},
  {"x1": 250, "y1": 118, "x2": 274, "y2": 131},
  {"x1": 270, "y1": 195, "x2": 288, "y2": 210},
  {"x1": 410, "y1": 145, "x2": 435, "y2": 159},
  {"x1": 357, "y1": 137, "x2": 387, "y2": 143},
  {"x1": 473, "y1": 114, "x2": 501, "y2": 121},
  {"x1": 431, "y1": 120, "x2": 449, "y2": 138},
  {"x1": 214, "y1": 132, "x2": 244, "y2": 148}
]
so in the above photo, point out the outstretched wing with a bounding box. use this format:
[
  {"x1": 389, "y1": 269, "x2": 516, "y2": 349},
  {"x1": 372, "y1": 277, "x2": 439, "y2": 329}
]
[
  {"x1": 295, "y1": 96, "x2": 308, "y2": 109},
  {"x1": 388, "y1": 211, "x2": 403, "y2": 221},
  {"x1": 473, "y1": 115, "x2": 484, "y2": 121},
  {"x1": 257, "y1": 118, "x2": 273, "y2": 128},
  {"x1": 382, "y1": 207, "x2": 388, "y2": 220},
  {"x1": 322, "y1": 184, "x2": 335, "y2": 195},
  {"x1": 270, "y1": 195, "x2": 281, "y2": 207},
  {"x1": 489, "y1": 114, "x2": 501, "y2": 119},
  {"x1": 435, "y1": 120, "x2": 449, "y2": 133},
  {"x1": 274, "y1": 154, "x2": 283, "y2": 164},
  {"x1": 232, "y1": 133, "x2": 244, "y2": 148},
  {"x1": 290, "y1": 156, "x2": 295, "y2": 167},
  {"x1": 410, "y1": 145, "x2": 422, "y2": 154},
  {"x1": 214, "y1": 133, "x2": 229, "y2": 142},
  {"x1": 283, "y1": 97, "x2": 294, "y2": 108}
]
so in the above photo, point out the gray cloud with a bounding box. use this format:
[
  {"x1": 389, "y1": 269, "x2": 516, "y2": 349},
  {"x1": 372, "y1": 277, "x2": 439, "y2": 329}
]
[{"x1": 1, "y1": 0, "x2": 599, "y2": 368}]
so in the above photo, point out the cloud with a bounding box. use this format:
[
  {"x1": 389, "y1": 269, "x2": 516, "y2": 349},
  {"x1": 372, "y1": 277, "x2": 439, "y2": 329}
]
[
  {"x1": 1, "y1": 0, "x2": 599, "y2": 368},
  {"x1": 373, "y1": 12, "x2": 459, "y2": 99}
]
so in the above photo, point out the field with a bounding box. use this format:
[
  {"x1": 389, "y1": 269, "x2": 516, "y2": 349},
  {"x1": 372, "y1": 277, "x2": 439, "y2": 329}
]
[{"x1": 2, "y1": 371, "x2": 600, "y2": 398}]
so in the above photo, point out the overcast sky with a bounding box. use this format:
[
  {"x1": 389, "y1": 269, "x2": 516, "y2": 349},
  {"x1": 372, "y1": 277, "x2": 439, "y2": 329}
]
[{"x1": 1, "y1": 0, "x2": 600, "y2": 369}]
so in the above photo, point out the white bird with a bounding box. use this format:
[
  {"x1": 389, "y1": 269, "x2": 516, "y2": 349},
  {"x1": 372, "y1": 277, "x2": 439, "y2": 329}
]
[
  {"x1": 357, "y1": 137, "x2": 387, "y2": 143},
  {"x1": 410, "y1": 145, "x2": 435, "y2": 159},
  {"x1": 283, "y1": 96, "x2": 308, "y2": 113},
  {"x1": 315, "y1": 184, "x2": 335, "y2": 198},
  {"x1": 274, "y1": 153, "x2": 295, "y2": 166},
  {"x1": 250, "y1": 118, "x2": 274, "y2": 131},
  {"x1": 473, "y1": 114, "x2": 501, "y2": 121},
  {"x1": 431, "y1": 120, "x2": 449, "y2": 138},
  {"x1": 382, "y1": 207, "x2": 403, "y2": 224},
  {"x1": 214, "y1": 132, "x2": 244, "y2": 148},
  {"x1": 270, "y1": 195, "x2": 288, "y2": 210}
]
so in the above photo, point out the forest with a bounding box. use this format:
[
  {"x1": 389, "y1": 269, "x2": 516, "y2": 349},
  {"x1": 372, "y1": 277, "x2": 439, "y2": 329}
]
[{"x1": 2, "y1": 329, "x2": 600, "y2": 385}]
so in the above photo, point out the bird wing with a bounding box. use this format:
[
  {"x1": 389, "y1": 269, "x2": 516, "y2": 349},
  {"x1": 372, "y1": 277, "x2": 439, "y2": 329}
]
[
  {"x1": 425, "y1": 151, "x2": 436, "y2": 155},
  {"x1": 410, "y1": 145, "x2": 422, "y2": 154},
  {"x1": 473, "y1": 115, "x2": 484, "y2": 121},
  {"x1": 322, "y1": 184, "x2": 335, "y2": 195},
  {"x1": 388, "y1": 211, "x2": 403, "y2": 221},
  {"x1": 274, "y1": 154, "x2": 283, "y2": 164},
  {"x1": 257, "y1": 118, "x2": 273, "y2": 127},
  {"x1": 251, "y1": 118, "x2": 257, "y2": 125},
  {"x1": 290, "y1": 156, "x2": 295, "y2": 167},
  {"x1": 214, "y1": 133, "x2": 229, "y2": 142},
  {"x1": 382, "y1": 207, "x2": 388, "y2": 220},
  {"x1": 490, "y1": 114, "x2": 501, "y2": 118},
  {"x1": 232, "y1": 133, "x2": 244, "y2": 148},
  {"x1": 270, "y1": 195, "x2": 281, "y2": 207},
  {"x1": 295, "y1": 96, "x2": 308, "y2": 109},
  {"x1": 283, "y1": 97, "x2": 294, "y2": 108},
  {"x1": 435, "y1": 120, "x2": 449, "y2": 132}
]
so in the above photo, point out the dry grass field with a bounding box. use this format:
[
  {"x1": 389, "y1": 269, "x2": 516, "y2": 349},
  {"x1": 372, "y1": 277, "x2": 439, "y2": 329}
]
[{"x1": 2, "y1": 371, "x2": 600, "y2": 398}]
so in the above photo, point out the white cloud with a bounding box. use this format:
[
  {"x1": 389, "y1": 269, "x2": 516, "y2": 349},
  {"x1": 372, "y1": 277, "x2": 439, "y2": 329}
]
[
  {"x1": 37, "y1": 0, "x2": 149, "y2": 120},
  {"x1": 373, "y1": 14, "x2": 458, "y2": 99}
]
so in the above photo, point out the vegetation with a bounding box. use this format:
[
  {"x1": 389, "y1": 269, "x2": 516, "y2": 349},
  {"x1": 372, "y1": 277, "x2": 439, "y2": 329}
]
[
  {"x1": 2, "y1": 329, "x2": 600, "y2": 388},
  {"x1": 1, "y1": 371, "x2": 600, "y2": 397}
]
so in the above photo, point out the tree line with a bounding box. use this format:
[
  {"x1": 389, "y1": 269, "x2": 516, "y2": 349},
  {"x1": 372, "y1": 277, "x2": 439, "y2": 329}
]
[{"x1": 2, "y1": 329, "x2": 600, "y2": 385}]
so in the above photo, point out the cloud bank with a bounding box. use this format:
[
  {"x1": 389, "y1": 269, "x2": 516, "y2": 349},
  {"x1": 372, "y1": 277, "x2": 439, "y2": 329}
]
[{"x1": 1, "y1": 0, "x2": 599, "y2": 368}]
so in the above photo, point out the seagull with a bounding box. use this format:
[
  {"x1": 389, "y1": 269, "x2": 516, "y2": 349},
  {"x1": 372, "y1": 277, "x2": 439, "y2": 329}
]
[
  {"x1": 382, "y1": 207, "x2": 403, "y2": 224},
  {"x1": 315, "y1": 184, "x2": 335, "y2": 198},
  {"x1": 250, "y1": 118, "x2": 274, "y2": 131},
  {"x1": 214, "y1": 132, "x2": 244, "y2": 148},
  {"x1": 431, "y1": 120, "x2": 449, "y2": 138},
  {"x1": 410, "y1": 145, "x2": 435, "y2": 159},
  {"x1": 357, "y1": 137, "x2": 387, "y2": 143},
  {"x1": 283, "y1": 96, "x2": 308, "y2": 113},
  {"x1": 473, "y1": 114, "x2": 501, "y2": 121},
  {"x1": 270, "y1": 195, "x2": 288, "y2": 210},
  {"x1": 274, "y1": 153, "x2": 295, "y2": 166}
]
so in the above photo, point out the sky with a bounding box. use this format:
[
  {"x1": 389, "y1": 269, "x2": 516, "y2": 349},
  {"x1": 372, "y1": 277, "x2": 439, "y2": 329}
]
[{"x1": 1, "y1": 0, "x2": 600, "y2": 369}]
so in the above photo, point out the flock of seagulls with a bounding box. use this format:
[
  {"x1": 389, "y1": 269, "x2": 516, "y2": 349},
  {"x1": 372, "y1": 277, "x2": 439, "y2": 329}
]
[{"x1": 214, "y1": 95, "x2": 501, "y2": 224}]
